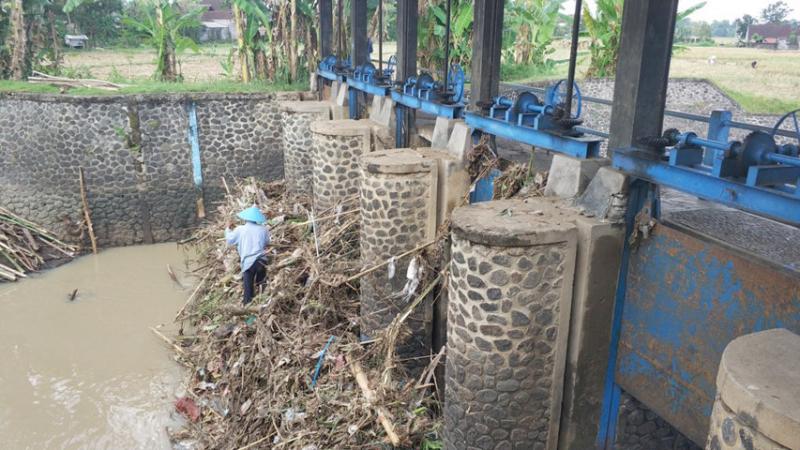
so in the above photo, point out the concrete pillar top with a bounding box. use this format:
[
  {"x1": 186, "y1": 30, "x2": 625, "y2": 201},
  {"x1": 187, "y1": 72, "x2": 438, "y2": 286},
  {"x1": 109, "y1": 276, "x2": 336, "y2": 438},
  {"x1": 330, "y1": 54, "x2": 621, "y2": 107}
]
[
  {"x1": 361, "y1": 149, "x2": 435, "y2": 175},
  {"x1": 717, "y1": 328, "x2": 800, "y2": 449},
  {"x1": 280, "y1": 100, "x2": 332, "y2": 114},
  {"x1": 309, "y1": 119, "x2": 372, "y2": 136},
  {"x1": 414, "y1": 147, "x2": 459, "y2": 163},
  {"x1": 451, "y1": 198, "x2": 579, "y2": 247}
]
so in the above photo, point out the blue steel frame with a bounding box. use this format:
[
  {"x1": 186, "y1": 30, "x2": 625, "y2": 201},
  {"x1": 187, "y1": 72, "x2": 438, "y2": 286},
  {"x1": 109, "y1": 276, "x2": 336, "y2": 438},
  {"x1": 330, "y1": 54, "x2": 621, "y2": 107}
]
[
  {"x1": 464, "y1": 112, "x2": 602, "y2": 159},
  {"x1": 612, "y1": 148, "x2": 800, "y2": 226},
  {"x1": 392, "y1": 90, "x2": 464, "y2": 148},
  {"x1": 346, "y1": 79, "x2": 391, "y2": 120}
]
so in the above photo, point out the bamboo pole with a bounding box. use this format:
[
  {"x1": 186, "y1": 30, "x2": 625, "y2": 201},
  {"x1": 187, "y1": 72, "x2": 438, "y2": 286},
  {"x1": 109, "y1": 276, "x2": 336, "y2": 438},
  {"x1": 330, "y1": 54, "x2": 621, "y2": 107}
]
[
  {"x1": 349, "y1": 359, "x2": 401, "y2": 446},
  {"x1": 78, "y1": 167, "x2": 98, "y2": 254}
]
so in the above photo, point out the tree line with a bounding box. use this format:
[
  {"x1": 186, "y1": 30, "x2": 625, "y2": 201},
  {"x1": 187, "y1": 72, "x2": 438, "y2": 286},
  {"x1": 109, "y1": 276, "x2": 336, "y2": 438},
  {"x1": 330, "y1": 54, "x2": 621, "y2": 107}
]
[{"x1": 0, "y1": 0, "x2": 794, "y2": 84}]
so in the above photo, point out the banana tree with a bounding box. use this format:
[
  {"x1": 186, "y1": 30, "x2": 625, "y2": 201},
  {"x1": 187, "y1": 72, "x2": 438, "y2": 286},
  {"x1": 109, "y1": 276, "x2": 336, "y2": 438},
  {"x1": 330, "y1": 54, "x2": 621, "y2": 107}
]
[
  {"x1": 417, "y1": 0, "x2": 472, "y2": 73},
  {"x1": 123, "y1": 1, "x2": 203, "y2": 81},
  {"x1": 506, "y1": 0, "x2": 564, "y2": 67},
  {"x1": 583, "y1": 0, "x2": 706, "y2": 77}
]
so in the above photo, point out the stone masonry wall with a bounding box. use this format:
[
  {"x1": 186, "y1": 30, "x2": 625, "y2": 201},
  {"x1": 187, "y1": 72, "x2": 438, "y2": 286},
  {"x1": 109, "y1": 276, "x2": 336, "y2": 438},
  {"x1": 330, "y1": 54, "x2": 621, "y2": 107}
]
[
  {"x1": 0, "y1": 91, "x2": 300, "y2": 247},
  {"x1": 615, "y1": 391, "x2": 701, "y2": 450}
]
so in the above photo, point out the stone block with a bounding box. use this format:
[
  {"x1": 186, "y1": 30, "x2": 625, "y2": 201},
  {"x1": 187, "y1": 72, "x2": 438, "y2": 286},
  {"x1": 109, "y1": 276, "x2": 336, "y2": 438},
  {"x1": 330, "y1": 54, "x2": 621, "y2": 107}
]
[
  {"x1": 446, "y1": 122, "x2": 472, "y2": 164},
  {"x1": 706, "y1": 329, "x2": 800, "y2": 450},
  {"x1": 558, "y1": 214, "x2": 625, "y2": 450},
  {"x1": 334, "y1": 81, "x2": 349, "y2": 107},
  {"x1": 544, "y1": 154, "x2": 610, "y2": 199},
  {"x1": 359, "y1": 149, "x2": 438, "y2": 373},
  {"x1": 576, "y1": 166, "x2": 630, "y2": 223},
  {"x1": 431, "y1": 117, "x2": 458, "y2": 149},
  {"x1": 445, "y1": 198, "x2": 579, "y2": 450},
  {"x1": 414, "y1": 147, "x2": 470, "y2": 228},
  {"x1": 368, "y1": 96, "x2": 394, "y2": 128}
]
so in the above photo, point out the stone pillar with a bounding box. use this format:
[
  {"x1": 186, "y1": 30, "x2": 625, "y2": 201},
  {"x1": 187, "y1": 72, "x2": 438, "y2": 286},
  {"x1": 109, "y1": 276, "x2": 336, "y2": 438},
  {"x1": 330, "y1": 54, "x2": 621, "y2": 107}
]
[
  {"x1": 445, "y1": 199, "x2": 578, "y2": 450},
  {"x1": 359, "y1": 149, "x2": 438, "y2": 371},
  {"x1": 706, "y1": 329, "x2": 800, "y2": 450},
  {"x1": 280, "y1": 101, "x2": 331, "y2": 201},
  {"x1": 544, "y1": 154, "x2": 609, "y2": 199},
  {"x1": 310, "y1": 119, "x2": 373, "y2": 217}
]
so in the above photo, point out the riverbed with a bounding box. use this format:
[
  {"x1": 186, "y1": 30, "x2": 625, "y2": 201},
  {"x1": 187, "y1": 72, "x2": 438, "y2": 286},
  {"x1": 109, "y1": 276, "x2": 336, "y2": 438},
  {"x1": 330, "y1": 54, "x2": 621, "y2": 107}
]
[{"x1": 0, "y1": 243, "x2": 191, "y2": 450}]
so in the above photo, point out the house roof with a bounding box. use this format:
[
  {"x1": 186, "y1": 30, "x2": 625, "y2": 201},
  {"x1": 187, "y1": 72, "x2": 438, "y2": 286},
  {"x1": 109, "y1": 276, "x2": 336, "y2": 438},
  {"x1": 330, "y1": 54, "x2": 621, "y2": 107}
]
[
  {"x1": 747, "y1": 23, "x2": 792, "y2": 39},
  {"x1": 200, "y1": 0, "x2": 232, "y2": 22}
]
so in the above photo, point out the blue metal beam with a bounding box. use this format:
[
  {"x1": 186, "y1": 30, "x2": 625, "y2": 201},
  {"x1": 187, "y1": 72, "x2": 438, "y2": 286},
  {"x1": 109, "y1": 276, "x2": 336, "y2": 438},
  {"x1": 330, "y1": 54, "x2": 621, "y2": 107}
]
[
  {"x1": 391, "y1": 90, "x2": 463, "y2": 119},
  {"x1": 316, "y1": 68, "x2": 344, "y2": 83},
  {"x1": 465, "y1": 112, "x2": 602, "y2": 159},
  {"x1": 347, "y1": 79, "x2": 391, "y2": 97},
  {"x1": 613, "y1": 148, "x2": 800, "y2": 225}
]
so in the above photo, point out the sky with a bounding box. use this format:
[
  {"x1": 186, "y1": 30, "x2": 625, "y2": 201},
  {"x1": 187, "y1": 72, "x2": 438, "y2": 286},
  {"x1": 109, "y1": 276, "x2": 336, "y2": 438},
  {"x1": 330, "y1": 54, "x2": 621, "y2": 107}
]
[{"x1": 562, "y1": 0, "x2": 800, "y2": 23}]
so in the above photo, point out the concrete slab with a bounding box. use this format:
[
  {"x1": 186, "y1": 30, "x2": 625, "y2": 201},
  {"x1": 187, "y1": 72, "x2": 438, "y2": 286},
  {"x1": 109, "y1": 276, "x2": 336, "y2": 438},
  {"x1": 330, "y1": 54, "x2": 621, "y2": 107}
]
[
  {"x1": 576, "y1": 166, "x2": 629, "y2": 223},
  {"x1": 545, "y1": 154, "x2": 609, "y2": 199},
  {"x1": 558, "y1": 213, "x2": 625, "y2": 450}
]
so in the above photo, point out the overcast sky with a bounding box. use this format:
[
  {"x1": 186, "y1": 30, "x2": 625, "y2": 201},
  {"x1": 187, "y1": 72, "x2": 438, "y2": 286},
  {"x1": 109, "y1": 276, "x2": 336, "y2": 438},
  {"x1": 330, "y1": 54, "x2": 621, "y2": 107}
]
[{"x1": 562, "y1": 0, "x2": 800, "y2": 22}]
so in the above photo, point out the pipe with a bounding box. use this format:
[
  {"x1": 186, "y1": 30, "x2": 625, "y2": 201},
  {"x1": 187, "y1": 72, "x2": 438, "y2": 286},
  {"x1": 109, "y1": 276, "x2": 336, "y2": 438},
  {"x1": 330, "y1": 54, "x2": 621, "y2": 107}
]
[
  {"x1": 443, "y1": 0, "x2": 451, "y2": 96},
  {"x1": 766, "y1": 152, "x2": 800, "y2": 167},
  {"x1": 564, "y1": 0, "x2": 582, "y2": 118},
  {"x1": 378, "y1": 0, "x2": 383, "y2": 75}
]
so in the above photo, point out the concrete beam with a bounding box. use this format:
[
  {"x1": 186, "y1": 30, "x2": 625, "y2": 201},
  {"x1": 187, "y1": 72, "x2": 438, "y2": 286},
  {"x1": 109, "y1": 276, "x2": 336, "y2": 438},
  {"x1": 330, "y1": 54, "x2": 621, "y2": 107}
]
[
  {"x1": 470, "y1": 0, "x2": 504, "y2": 110},
  {"x1": 608, "y1": 0, "x2": 679, "y2": 152},
  {"x1": 350, "y1": 0, "x2": 368, "y2": 67},
  {"x1": 319, "y1": 0, "x2": 333, "y2": 58}
]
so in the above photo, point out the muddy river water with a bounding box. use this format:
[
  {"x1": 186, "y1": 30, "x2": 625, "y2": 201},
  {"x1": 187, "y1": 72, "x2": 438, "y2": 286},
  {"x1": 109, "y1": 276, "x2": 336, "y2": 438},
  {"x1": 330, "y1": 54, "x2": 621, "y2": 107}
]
[{"x1": 0, "y1": 243, "x2": 192, "y2": 450}]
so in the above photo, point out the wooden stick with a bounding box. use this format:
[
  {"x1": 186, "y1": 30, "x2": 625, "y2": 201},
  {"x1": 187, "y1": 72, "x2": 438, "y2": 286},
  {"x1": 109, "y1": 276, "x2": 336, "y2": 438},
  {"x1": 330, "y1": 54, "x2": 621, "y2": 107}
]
[
  {"x1": 150, "y1": 326, "x2": 185, "y2": 355},
  {"x1": 78, "y1": 167, "x2": 98, "y2": 254},
  {"x1": 349, "y1": 359, "x2": 401, "y2": 446},
  {"x1": 343, "y1": 240, "x2": 436, "y2": 284},
  {"x1": 289, "y1": 209, "x2": 359, "y2": 227},
  {"x1": 174, "y1": 269, "x2": 212, "y2": 320}
]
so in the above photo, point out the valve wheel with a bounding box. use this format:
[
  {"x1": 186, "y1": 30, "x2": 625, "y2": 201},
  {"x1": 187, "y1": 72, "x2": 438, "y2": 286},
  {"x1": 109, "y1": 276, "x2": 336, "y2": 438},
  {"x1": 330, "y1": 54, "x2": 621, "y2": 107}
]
[
  {"x1": 547, "y1": 79, "x2": 582, "y2": 119},
  {"x1": 772, "y1": 109, "x2": 800, "y2": 146}
]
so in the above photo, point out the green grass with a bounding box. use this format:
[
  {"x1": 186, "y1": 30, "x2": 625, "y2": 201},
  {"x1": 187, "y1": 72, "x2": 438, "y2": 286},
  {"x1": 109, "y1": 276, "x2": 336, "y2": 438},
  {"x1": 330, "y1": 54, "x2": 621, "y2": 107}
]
[
  {"x1": 720, "y1": 88, "x2": 800, "y2": 116},
  {"x1": 0, "y1": 79, "x2": 307, "y2": 96}
]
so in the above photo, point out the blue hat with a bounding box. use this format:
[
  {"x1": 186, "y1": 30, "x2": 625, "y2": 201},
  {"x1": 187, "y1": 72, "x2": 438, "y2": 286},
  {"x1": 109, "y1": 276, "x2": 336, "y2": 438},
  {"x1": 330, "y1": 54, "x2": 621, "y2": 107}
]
[{"x1": 237, "y1": 205, "x2": 266, "y2": 224}]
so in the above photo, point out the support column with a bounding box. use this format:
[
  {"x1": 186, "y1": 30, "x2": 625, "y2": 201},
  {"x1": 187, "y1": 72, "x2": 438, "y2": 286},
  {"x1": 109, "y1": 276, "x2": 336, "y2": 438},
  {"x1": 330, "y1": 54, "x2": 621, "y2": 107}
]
[
  {"x1": 350, "y1": 0, "x2": 368, "y2": 66},
  {"x1": 280, "y1": 101, "x2": 332, "y2": 201},
  {"x1": 310, "y1": 120, "x2": 373, "y2": 226},
  {"x1": 395, "y1": 0, "x2": 418, "y2": 147},
  {"x1": 445, "y1": 199, "x2": 578, "y2": 450},
  {"x1": 608, "y1": 0, "x2": 679, "y2": 151},
  {"x1": 359, "y1": 149, "x2": 438, "y2": 374},
  {"x1": 469, "y1": 0, "x2": 504, "y2": 110},
  {"x1": 319, "y1": 0, "x2": 333, "y2": 58}
]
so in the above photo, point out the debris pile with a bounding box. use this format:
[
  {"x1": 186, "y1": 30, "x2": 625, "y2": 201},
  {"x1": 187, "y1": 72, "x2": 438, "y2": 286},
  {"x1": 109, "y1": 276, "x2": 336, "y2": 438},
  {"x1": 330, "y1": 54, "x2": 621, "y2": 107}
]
[
  {"x1": 170, "y1": 179, "x2": 443, "y2": 449},
  {"x1": 0, "y1": 207, "x2": 76, "y2": 281}
]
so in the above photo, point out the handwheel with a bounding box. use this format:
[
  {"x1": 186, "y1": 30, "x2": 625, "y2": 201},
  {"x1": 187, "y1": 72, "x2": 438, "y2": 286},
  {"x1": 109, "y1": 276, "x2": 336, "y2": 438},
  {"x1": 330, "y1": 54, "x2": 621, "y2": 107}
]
[
  {"x1": 546, "y1": 79, "x2": 582, "y2": 119},
  {"x1": 772, "y1": 109, "x2": 800, "y2": 147}
]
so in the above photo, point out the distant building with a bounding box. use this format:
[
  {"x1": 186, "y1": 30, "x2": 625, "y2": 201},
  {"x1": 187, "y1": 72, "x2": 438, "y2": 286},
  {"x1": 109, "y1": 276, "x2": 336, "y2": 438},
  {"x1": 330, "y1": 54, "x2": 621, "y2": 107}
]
[
  {"x1": 746, "y1": 23, "x2": 793, "y2": 49},
  {"x1": 64, "y1": 34, "x2": 89, "y2": 49},
  {"x1": 199, "y1": 0, "x2": 236, "y2": 42}
]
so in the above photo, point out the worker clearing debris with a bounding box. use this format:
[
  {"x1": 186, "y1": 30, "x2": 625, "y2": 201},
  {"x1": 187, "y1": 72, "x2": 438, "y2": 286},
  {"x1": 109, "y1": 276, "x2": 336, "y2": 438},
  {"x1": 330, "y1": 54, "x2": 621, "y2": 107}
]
[{"x1": 225, "y1": 205, "x2": 270, "y2": 305}]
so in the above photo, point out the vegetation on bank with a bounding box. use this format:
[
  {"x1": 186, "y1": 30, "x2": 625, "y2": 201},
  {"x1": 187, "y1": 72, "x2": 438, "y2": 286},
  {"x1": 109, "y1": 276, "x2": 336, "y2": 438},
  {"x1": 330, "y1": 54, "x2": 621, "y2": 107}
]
[{"x1": 0, "y1": 79, "x2": 306, "y2": 96}]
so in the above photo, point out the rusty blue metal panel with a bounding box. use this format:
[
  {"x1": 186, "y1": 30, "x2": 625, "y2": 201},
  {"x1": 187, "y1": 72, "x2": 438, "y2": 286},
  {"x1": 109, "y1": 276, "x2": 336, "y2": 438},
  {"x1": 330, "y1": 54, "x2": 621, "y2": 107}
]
[{"x1": 615, "y1": 222, "x2": 800, "y2": 445}]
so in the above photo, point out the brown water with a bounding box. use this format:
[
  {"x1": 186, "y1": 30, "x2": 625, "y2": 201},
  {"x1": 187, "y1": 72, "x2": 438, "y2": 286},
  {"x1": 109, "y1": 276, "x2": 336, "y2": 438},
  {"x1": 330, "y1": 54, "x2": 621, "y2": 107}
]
[{"x1": 0, "y1": 243, "x2": 192, "y2": 450}]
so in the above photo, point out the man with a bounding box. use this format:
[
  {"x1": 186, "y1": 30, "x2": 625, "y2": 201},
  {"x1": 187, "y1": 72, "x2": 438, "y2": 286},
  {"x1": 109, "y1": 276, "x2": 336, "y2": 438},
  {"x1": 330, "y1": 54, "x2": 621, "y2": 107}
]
[{"x1": 225, "y1": 205, "x2": 271, "y2": 305}]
